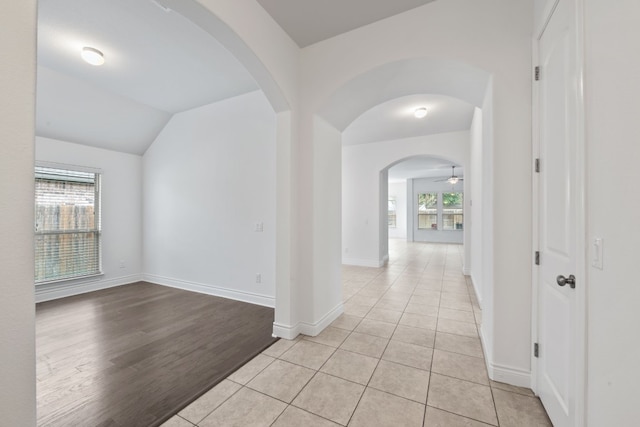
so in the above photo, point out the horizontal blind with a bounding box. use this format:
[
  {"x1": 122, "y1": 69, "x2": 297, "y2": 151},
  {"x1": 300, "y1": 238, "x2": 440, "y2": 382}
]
[{"x1": 35, "y1": 166, "x2": 101, "y2": 283}]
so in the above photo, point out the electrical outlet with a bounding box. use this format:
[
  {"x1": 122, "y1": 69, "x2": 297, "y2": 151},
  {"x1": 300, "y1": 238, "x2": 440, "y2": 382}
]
[
  {"x1": 254, "y1": 222, "x2": 264, "y2": 232},
  {"x1": 119, "y1": 260, "x2": 126, "y2": 269},
  {"x1": 256, "y1": 273, "x2": 262, "y2": 283}
]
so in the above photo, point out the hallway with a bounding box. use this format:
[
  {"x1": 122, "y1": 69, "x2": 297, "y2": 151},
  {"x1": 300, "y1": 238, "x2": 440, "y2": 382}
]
[{"x1": 164, "y1": 241, "x2": 551, "y2": 426}]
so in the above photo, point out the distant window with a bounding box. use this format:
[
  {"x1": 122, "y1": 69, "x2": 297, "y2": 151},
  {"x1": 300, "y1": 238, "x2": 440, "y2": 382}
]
[
  {"x1": 388, "y1": 198, "x2": 397, "y2": 228},
  {"x1": 442, "y1": 192, "x2": 463, "y2": 230},
  {"x1": 418, "y1": 193, "x2": 438, "y2": 229},
  {"x1": 35, "y1": 166, "x2": 102, "y2": 283}
]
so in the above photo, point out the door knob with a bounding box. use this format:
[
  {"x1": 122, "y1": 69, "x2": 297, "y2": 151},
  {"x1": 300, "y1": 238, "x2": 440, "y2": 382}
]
[{"x1": 556, "y1": 274, "x2": 576, "y2": 289}]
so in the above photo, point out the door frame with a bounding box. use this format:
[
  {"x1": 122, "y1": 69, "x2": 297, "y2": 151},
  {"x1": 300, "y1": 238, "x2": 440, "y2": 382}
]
[{"x1": 531, "y1": 0, "x2": 588, "y2": 425}]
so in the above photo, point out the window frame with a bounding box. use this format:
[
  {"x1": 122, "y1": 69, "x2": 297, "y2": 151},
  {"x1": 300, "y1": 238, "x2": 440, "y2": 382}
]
[
  {"x1": 34, "y1": 163, "x2": 103, "y2": 285},
  {"x1": 417, "y1": 192, "x2": 438, "y2": 230}
]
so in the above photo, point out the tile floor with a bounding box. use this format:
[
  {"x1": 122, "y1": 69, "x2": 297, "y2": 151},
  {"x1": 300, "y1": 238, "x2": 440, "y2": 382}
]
[{"x1": 162, "y1": 241, "x2": 552, "y2": 427}]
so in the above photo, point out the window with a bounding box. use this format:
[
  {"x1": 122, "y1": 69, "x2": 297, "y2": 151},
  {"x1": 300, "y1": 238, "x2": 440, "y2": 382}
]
[
  {"x1": 418, "y1": 193, "x2": 438, "y2": 229},
  {"x1": 35, "y1": 166, "x2": 102, "y2": 283},
  {"x1": 388, "y1": 198, "x2": 397, "y2": 228},
  {"x1": 442, "y1": 192, "x2": 463, "y2": 230}
]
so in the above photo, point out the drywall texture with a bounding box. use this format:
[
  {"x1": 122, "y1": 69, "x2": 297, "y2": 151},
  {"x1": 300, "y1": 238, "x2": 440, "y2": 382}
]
[
  {"x1": 0, "y1": 2, "x2": 37, "y2": 425},
  {"x1": 35, "y1": 137, "x2": 144, "y2": 301},
  {"x1": 388, "y1": 182, "x2": 408, "y2": 239},
  {"x1": 143, "y1": 91, "x2": 277, "y2": 306},
  {"x1": 585, "y1": 0, "x2": 640, "y2": 424}
]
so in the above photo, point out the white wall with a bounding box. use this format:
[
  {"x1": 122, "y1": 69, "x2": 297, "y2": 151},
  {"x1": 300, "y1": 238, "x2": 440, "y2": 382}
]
[
  {"x1": 342, "y1": 131, "x2": 468, "y2": 267},
  {"x1": 409, "y1": 178, "x2": 465, "y2": 244},
  {"x1": 469, "y1": 107, "x2": 484, "y2": 303},
  {"x1": 0, "y1": 2, "x2": 37, "y2": 424},
  {"x1": 388, "y1": 181, "x2": 407, "y2": 239},
  {"x1": 143, "y1": 90, "x2": 277, "y2": 307},
  {"x1": 304, "y1": 0, "x2": 532, "y2": 385},
  {"x1": 34, "y1": 137, "x2": 143, "y2": 302},
  {"x1": 584, "y1": 0, "x2": 640, "y2": 424}
]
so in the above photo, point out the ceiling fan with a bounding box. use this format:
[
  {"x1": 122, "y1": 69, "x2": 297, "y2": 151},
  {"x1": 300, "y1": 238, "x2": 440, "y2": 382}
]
[{"x1": 435, "y1": 166, "x2": 464, "y2": 184}]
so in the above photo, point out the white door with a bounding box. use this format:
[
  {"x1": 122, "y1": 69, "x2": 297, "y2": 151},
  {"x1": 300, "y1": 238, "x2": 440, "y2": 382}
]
[{"x1": 536, "y1": 0, "x2": 585, "y2": 426}]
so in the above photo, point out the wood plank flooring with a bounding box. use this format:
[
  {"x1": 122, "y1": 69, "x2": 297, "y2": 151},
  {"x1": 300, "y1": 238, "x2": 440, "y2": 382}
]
[{"x1": 36, "y1": 282, "x2": 277, "y2": 427}]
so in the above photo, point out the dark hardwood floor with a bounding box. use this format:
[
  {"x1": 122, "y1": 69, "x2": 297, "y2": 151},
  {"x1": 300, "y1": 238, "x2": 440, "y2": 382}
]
[{"x1": 36, "y1": 282, "x2": 277, "y2": 427}]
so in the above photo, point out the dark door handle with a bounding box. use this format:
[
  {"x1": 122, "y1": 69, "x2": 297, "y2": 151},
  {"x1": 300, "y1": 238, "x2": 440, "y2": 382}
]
[{"x1": 556, "y1": 274, "x2": 576, "y2": 289}]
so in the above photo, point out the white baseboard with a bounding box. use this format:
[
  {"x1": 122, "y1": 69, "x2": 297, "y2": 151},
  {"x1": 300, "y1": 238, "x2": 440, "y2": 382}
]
[
  {"x1": 470, "y1": 274, "x2": 483, "y2": 307},
  {"x1": 489, "y1": 363, "x2": 532, "y2": 389},
  {"x1": 480, "y1": 325, "x2": 532, "y2": 388},
  {"x1": 35, "y1": 274, "x2": 143, "y2": 303},
  {"x1": 143, "y1": 274, "x2": 275, "y2": 308},
  {"x1": 463, "y1": 267, "x2": 471, "y2": 275},
  {"x1": 342, "y1": 257, "x2": 386, "y2": 268},
  {"x1": 272, "y1": 303, "x2": 344, "y2": 340}
]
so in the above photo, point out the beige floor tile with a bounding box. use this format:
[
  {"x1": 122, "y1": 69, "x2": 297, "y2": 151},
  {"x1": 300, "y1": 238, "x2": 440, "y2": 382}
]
[
  {"x1": 409, "y1": 295, "x2": 441, "y2": 307},
  {"x1": 404, "y1": 302, "x2": 440, "y2": 317},
  {"x1": 391, "y1": 325, "x2": 435, "y2": 348},
  {"x1": 431, "y1": 349, "x2": 489, "y2": 385},
  {"x1": 272, "y1": 406, "x2": 340, "y2": 427},
  {"x1": 400, "y1": 313, "x2": 438, "y2": 330},
  {"x1": 263, "y1": 339, "x2": 297, "y2": 358},
  {"x1": 330, "y1": 314, "x2": 363, "y2": 331},
  {"x1": 349, "y1": 388, "x2": 425, "y2": 427},
  {"x1": 348, "y1": 295, "x2": 379, "y2": 307},
  {"x1": 247, "y1": 360, "x2": 315, "y2": 403},
  {"x1": 416, "y1": 281, "x2": 443, "y2": 291},
  {"x1": 374, "y1": 299, "x2": 408, "y2": 312},
  {"x1": 378, "y1": 293, "x2": 412, "y2": 304},
  {"x1": 179, "y1": 380, "x2": 241, "y2": 424},
  {"x1": 227, "y1": 354, "x2": 275, "y2": 385},
  {"x1": 320, "y1": 349, "x2": 379, "y2": 385},
  {"x1": 304, "y1": 327, "x2": 351, "y2": 348},
  {"x1": 354, "y1": 318, "x2": 397, "y2": 339},
  {"x1": 292, "y1": 372, "x2": 365, "y2": 425},
  {"x1": 424, "y1": 406, "x2": 492, "y2": 426},
  {"x1": 427, "y1": 374, "x2": 497, "y2": 426},
  {"x1": 412, "y1": 288, "x2": 442, "y2": 298},
  {"x1": 199, "y1": 387, "x2": 286, "y2": 427},
  {"x1": 492, "y1": 389, "x2": 552, "y2": 427},
  {"x1": 343, "y1": 302, "x2": 372, "y2": 317},
  {"x1": 369, "y1": 360, "x2": 430, "y2": 403},
  {"x1": 437, "y1": 318, "x2": 478, "y2": 337},
  {"x1": 339, "y1": 332, "x2": 389, "y2": 358},
  {"x1": 366, "y1": 308, "x2": 403, "y2": 324},
  {"x1": 160, "y1": 415, "x2": 194, "y2": 427},
  {"x1": 490, "y1": 380, "x2": 535, "y2": 397},
  {"x1": 440, "y1": 282, "x2": 470, "y2": 295},
  {"x1": 356, "y1": 288, "x2": 387, "y2": 299},
  {"x1": 439, "y1": 298, "x2": 473, "y2": 312},
  {"x1": 280, "y1": 341, "x2": 335, "y2": 370},
  {"x1": 438, "y1": 308, "x2": 476, "y2": 324},
  {"x1": 441, "y1": 292, "x2": 471, "y2": 303},
  {"x1": 382, "y1": 340, "x2": 433, "y2": 371},
  {"x1": 435, "y1": 332, "x2": 484, "y2": 358}
]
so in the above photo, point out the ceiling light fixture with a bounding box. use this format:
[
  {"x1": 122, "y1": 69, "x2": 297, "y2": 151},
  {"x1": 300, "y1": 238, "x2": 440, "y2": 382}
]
[
  {"x1": 414, "y1": 107, "x2": 428, "y2": 118},
  {"x1": 81, "y1": 47, "x2": 105, "y2": 66},
  {"x1": 447, "y1": 176, "x2": 459, "y2": 185}
]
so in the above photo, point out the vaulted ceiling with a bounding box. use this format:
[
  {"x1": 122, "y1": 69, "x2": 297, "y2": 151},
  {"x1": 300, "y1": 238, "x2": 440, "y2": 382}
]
[{"x1": 37, "y1": 0, "x2": 475, "y2": 167}]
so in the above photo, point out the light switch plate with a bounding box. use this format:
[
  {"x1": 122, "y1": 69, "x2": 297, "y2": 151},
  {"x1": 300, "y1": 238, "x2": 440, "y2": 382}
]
[{"x1": 592, "y1": 237, "x2": 603, "y2": 270}]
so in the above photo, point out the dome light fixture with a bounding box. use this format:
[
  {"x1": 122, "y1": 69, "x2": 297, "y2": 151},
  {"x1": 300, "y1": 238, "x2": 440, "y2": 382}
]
[
  {"x1": 81, "y1": 47, "x2": 105, "y2": 66},
  {"x1": 414, "y1": 107, "x2": 428, "y2": 118}
]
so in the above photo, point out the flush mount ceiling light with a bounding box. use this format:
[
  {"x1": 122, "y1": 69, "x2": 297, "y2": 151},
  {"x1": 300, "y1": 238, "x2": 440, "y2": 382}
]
[
  {"x1": 81, "y1": 47, "x2": 105, "y2": 66},
  {"x1": 414, "y1": 107, "x2": 428, "y2": 118}
]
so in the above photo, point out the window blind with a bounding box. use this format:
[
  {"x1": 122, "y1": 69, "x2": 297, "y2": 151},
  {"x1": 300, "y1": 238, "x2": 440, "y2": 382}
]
[{"x1": 35, "y1": 166, "x2": 102, "y2": 283}]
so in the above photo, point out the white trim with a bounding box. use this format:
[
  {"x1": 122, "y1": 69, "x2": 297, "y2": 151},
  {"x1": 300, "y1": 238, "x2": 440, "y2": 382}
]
[
  {"x1": 479, "y1": 323, "x2": 532, "y2": 389},
  {"x1": 342, "y1": 257, "x2": 387, "y2": 268},
  {"x1": 489, "y1": 362, "x2": 532, "y2": 389},
  {"x1": 469, "y1": 273, "x2": 483, "y2": 308},
  {"x1": 143, "y1": 274, "x2": 275, "y2": 308},
  {"x1": 462, "y1": 267, "x2": 471, "y2": 275},
  {"x1": 35, "y1": 274, "x2": 143, "y2": 303},
  {"x1": 273, "y1": 302, "x2": 344, "y2": 340},
  {"x1": 35, "y1": 160, "x2": 102, "y2": 174}
]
